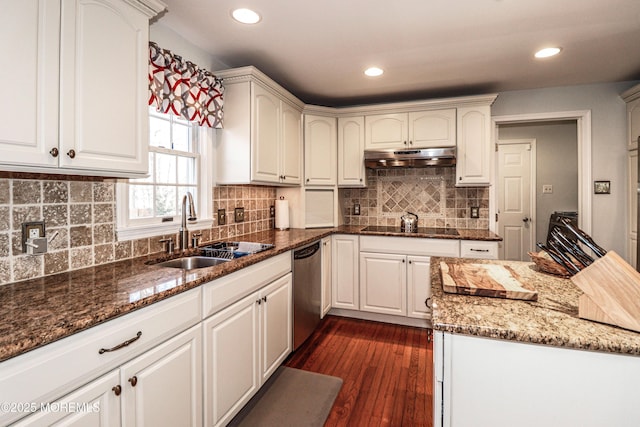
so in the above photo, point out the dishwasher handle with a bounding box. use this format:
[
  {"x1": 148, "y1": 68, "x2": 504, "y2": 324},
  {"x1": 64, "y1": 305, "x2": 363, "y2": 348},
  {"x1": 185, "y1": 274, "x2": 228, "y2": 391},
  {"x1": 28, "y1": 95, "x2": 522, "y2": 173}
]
[{"x1": 294, "y1": 241, "x2": 320, "y2": 260}]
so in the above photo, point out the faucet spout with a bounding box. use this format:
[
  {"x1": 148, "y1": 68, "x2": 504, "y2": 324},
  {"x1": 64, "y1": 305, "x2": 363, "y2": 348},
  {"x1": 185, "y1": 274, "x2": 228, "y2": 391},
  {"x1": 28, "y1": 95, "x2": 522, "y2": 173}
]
[{"x1": 179, "y1": 192, "x2": 197, "y2": 251}]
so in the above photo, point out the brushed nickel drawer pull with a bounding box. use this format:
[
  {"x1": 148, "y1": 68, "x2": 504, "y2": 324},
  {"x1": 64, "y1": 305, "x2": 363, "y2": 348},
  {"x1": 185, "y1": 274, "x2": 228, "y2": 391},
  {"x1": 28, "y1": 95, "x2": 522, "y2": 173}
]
[{"x1": 99, "y1": 331, "x2": 142, "y2": 354}]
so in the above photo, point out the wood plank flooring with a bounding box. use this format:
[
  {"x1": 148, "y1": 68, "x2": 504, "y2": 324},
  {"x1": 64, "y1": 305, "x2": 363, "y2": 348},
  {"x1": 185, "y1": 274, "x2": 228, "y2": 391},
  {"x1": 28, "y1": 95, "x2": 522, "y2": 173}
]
[{"x1": 285, "y1": 315, "x2": 433, "y2": 427}]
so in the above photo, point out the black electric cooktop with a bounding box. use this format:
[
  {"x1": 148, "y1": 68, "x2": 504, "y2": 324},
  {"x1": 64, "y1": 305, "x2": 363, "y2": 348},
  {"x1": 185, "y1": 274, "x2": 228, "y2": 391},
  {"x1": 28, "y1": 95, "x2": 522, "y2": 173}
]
[{"x1": 361, "y1": 225, "x2": 459, "y2": 236}]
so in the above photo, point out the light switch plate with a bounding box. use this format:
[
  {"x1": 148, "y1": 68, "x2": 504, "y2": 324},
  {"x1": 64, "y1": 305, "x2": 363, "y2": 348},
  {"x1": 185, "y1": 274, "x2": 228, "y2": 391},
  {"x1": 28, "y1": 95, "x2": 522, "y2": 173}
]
[
  {"x1": 234, "y1": 207, "x2": 245, "y2": 222},
  {"x1": 217, "y1": 209, "x2": 226, "y2": 225},
  {"x1": 542, "y1": 184, "x2": 553, "y2": 194},
  {"x1": 470, "y1": 206, "x2": 480, "y2": 219}
]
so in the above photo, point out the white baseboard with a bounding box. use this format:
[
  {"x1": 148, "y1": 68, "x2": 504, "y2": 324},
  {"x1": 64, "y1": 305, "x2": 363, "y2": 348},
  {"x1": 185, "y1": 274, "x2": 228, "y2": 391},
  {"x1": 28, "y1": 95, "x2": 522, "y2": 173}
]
[{"x1": 327, "y1": 308, "x2": 432, "y2": 329}]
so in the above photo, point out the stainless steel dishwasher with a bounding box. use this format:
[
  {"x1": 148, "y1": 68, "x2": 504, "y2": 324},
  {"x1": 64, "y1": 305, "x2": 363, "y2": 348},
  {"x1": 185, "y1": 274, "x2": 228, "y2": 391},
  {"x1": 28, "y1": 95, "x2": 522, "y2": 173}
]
[{"x1": 292, "y1": 240, "x2": 322, "y2": 350}]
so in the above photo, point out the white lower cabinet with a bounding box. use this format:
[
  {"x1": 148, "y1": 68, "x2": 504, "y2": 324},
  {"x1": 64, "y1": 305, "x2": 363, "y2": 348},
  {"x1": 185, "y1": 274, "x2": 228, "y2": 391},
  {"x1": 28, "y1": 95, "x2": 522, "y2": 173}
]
[
  {"x1": 203, "y1": 273, "x2": 292, "y2": 427},
  {"x1": 332, "y1": 234, "x2": 360, "y2": 310},
  {"x1": 359, "y1": 252, "x2": 407, "y2": 316},
  {"x1": 406, "y1": 256, "x2": 432, "y2": 319},
  {"x1": 321, "y1": 236, "x2": 332, "y2": 317},
  {"x1": 12, "y1": 371, "x2": 121, "y2": 427},
  {"x1": 14, "y1": 324, "x2": 202, "y2": 427},
  {"x1": 434, "y1": 331, "x2": 640, "y2": 427},
  {"x1": 120, "y1": 325, "x2": 202, "y2": 427}
]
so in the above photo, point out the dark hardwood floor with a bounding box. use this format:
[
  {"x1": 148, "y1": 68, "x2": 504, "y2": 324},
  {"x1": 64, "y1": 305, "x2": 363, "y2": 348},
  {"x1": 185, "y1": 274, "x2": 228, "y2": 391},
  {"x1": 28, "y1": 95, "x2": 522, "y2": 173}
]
[{"x1": 285, "y1": 315, "x2": 433, "y2": 427}]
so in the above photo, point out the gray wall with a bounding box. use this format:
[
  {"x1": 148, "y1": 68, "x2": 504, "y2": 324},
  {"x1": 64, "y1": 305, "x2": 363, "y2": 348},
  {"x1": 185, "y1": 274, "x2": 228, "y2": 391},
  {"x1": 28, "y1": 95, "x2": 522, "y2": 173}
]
[
  {"x1": 492, "y1": 81, "x2": 639, "y2": 257},
  {"x1": 498, "y1": 122, "x2": 578, "y2": 244}
]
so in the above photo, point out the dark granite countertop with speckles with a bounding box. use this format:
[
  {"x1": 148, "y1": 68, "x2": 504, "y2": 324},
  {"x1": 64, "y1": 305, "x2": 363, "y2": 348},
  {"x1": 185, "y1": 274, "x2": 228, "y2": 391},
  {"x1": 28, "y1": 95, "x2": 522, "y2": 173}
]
[
  {"x1": 431, "y1": 257, "x2": 640, "y2": 356},
  {"x1": 0, "y1": 226, "x2": 501, "y2": 362}
]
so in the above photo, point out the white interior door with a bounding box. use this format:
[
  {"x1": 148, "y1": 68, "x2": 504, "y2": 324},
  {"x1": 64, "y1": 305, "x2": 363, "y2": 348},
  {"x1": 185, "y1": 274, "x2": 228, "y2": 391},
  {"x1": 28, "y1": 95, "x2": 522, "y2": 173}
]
[{"x1": 497, "y1": 140, "x2": 535, "y2": 260}]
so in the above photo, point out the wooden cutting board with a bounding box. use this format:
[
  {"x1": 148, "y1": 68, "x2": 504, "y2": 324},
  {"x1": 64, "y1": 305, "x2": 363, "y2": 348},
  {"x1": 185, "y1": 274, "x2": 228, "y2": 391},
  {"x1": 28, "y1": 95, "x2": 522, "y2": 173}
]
[
  {"x1": 571, "y1": 251, "x2": 640, "y2": 333},
  {"x1": 440, "y1": 261, "x2": 538, "y2": 301}
]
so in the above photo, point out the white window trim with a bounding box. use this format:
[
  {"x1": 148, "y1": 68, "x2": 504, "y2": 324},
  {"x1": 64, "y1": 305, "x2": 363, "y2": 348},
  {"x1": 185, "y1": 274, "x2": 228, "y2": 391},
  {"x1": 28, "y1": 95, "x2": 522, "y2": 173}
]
[{"x1": 116, "y1": 126, "x2": 214, "y2": 241}]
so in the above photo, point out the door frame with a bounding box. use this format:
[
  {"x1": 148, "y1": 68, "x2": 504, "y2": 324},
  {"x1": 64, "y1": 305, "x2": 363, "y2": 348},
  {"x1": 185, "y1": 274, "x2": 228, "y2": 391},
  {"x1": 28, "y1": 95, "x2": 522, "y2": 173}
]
[
  {"x1": 491, "y1": 110, "x2": 592, "y2": 237},
  {"x1": 496, "y1": 139, "x2": 537, "y2": 260}
]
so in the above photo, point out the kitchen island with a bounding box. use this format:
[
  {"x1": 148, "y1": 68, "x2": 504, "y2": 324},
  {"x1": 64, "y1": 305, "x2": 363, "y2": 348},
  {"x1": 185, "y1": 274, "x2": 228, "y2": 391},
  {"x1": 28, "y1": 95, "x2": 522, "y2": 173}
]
[{"x1": 431, "y1": 257, "x2": 640, "y2": 427}]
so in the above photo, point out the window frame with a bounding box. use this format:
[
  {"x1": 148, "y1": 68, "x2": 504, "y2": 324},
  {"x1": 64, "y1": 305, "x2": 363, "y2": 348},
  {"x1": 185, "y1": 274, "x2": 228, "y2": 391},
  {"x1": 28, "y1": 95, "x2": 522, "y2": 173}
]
[{"x1": 116, "y1": 116, "x2": 213, "y2": 242}]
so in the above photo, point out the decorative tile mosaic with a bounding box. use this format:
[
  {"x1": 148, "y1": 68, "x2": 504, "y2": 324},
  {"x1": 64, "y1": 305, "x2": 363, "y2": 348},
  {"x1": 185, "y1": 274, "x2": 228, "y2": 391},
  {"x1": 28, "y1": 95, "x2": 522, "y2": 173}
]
[
  {"x1": 377, "y1": 175, "x2": 445, "y2": 218},
  {"x1": 340, "y1": 167, "x2": 490, "y2": 229}
]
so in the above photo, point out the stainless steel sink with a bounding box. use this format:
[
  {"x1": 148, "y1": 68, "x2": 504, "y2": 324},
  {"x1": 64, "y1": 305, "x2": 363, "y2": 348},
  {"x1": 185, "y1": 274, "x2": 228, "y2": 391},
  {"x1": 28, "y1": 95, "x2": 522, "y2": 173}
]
[{"x1": 156, "y1": 256, "x2": 230, "y2": 270}]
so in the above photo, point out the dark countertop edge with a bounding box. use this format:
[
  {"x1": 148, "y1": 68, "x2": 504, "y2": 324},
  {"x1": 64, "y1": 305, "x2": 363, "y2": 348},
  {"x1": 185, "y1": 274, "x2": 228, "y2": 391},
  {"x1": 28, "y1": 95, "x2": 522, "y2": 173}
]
[{"x1": 0, "y1": 226, "x2": 499, "y2": 362}]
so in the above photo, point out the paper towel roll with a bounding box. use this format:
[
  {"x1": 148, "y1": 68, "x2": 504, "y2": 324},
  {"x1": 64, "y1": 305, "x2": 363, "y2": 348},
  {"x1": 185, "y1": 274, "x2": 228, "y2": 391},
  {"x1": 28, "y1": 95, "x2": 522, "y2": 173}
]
[{"x1": 275, "y1": 198, "x2": 289, "y2": 230}]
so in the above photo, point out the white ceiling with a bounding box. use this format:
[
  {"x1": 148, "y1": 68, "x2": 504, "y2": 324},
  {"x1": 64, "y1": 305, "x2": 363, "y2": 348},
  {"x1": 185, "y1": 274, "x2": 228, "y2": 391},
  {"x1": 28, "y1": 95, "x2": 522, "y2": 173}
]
[{"x1": 156, "y1": 0, "x2": 640, "y2": 107}]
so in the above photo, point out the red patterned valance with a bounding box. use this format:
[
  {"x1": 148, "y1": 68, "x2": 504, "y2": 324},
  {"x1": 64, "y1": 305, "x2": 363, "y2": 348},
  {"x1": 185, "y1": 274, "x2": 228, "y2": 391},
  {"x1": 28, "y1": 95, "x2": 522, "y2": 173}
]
[{"x1": 148, "y1": 42, "x2": 224, "y2": 128}]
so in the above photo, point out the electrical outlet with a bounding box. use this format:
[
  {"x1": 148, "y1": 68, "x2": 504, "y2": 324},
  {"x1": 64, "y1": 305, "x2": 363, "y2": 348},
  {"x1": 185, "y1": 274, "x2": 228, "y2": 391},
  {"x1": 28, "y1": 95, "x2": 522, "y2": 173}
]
[
  {"x1": 354, "y1": 203, "x2": 361, "y2": 215},
  {"x1": 470, "y1": 206, "x2": 480, "y2": 219},
  {"x1": 270, "y1": 205, "x2": 275, "y2": 218},
  {"x1": 217, "y1": 209, "x2": 226, "y2": 225},
  {"x1": 234, "y1": 207, "x2": 245, "y2": 222},
  {"x1": 542, "y1": 184, "x2": 553, "y2": 194},
  {"x1": 22, "y1": 221, "x2": 46, "y2": 253}
]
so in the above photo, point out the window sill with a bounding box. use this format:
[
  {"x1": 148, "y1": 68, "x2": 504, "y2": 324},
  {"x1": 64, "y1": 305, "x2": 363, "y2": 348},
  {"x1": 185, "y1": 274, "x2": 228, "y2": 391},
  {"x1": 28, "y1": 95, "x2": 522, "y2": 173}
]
[{"x1": 116, "y1": 219, "x2": 214, "y2": 241}]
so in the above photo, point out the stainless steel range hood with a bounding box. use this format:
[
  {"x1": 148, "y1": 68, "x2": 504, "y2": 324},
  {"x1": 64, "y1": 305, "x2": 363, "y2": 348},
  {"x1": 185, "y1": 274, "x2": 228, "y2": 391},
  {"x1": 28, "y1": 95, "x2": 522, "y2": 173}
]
[{"x1": 364, "y1": 147, "x2": 456, "y2": 168}]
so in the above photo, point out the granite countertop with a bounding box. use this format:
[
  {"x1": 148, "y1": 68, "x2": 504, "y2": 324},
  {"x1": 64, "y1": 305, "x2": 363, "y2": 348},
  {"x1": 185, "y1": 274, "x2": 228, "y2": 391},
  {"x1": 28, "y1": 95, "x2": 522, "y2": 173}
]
[
  {"x1": 0, "y1": 225, "x2": 501, "y2": 362},
  {"x1": 431, "y1": 257, "x2": 640, "y2": 356}
]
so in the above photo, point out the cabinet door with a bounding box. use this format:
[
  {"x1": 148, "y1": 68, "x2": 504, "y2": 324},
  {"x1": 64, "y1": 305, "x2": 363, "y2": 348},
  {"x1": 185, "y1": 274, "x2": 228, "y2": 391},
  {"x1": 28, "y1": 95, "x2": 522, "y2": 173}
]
[
  {"x1": 203, "y1": 292, "x2": 260, "y2": 427},
  {"x1": 629, "y1": 97, "x2": 640, "y2": 150},
  {"x1": 281, "y1": 101, "x2": 303, "y2": 184},
  {"x1": 304, "y1": 115, "x2": 337, "y2": 186},
  {"x1": 59, "y1": 0, "x2": 148, "y2": 175},
  {"x1": 121, "y1": 325, "x2": 202, "y2": 427},
  {"x1": 409, "y1": 109, "x2": 456, "y2": 148},
  {"x1": 456, "y1": 106, "x2": 491, "y2": 186},
  {"x1": 0, "y1": 0, "x2": 59, "y2": 168},
  {"x1": 359, "y1": 252, "x2": 407, "y2": 316},
  {"x1": 321, "y1": 237, "x2": 332, "y2": 317},
  {"x1": 251, "y1": 83, "x2": 281, "y2": 183},
  {"x1": 338, "y1": 117, "x2": 366, "y2": 187},
  {"x1": 629, "y1": 150, "x2": 638, "y2": 267},
  {"x1": 407, "y1": 255, "x2": 431, "y2": 319},
  {"x1": 332, "y1": 235, "x2": 359, "y2": 309},
  {"x1": 261, "y1": 273, "x2": 292, "y2": 382},
  {"x1": 12, "y1": 371, "x2": 121, "y2": 427},
  {"x1": 365, "y1": 113, "x2": 408, "y2": 149}
]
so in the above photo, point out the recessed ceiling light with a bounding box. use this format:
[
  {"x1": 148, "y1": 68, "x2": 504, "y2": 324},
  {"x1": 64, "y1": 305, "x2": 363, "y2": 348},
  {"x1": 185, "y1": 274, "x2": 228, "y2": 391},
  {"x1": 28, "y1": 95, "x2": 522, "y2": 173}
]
[
  {"x1": 232, "y1": 8, "x2": 261, "y2": 24},
  {"x1": 364, "y1": 67, "x2": 384, "y2": 77},
  {"x1": 534, "y1": 47, "x2": 562, "y2": 58}
]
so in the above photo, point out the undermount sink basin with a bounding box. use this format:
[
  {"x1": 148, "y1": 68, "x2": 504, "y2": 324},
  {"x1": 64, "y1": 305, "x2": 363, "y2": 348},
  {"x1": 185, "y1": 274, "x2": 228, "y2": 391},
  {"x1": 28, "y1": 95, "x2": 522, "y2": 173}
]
[{"x1": 156, "y1": 256, "x2": 230, "y2": 270}]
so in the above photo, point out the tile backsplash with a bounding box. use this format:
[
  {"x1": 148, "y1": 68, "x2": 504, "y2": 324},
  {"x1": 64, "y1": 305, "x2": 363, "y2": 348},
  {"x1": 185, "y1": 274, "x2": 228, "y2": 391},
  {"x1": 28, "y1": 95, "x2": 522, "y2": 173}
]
[
  {"x1": 340, "y1": 168, "x2": 489, "y2": 229},
  {"x1": 0, "y1": 174, "x2": 275, "y2": 286}
]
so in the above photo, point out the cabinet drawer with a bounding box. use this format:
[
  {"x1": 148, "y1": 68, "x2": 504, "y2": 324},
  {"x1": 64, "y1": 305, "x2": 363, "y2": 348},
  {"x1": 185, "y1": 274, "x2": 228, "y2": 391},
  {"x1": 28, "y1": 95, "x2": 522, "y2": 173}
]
[
  {"x1": 202, "y1": 252, "x2": 292, "y2": 318},
  {"x1": 0, "y1": 288, "x2": 201, "y2": 426},
  {"x1": 460, "y1": 240, "x2": 498, "y2": 259},
  {"x1": 360, "y1": 235, "x2": 460, "y2": 257}
]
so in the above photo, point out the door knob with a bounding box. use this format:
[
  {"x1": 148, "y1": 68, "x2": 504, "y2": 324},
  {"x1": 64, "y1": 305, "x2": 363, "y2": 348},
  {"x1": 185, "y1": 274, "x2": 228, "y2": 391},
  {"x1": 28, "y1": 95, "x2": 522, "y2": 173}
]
[{"x1": 523, "y1": 217, "x2": 530, "y2": 223}]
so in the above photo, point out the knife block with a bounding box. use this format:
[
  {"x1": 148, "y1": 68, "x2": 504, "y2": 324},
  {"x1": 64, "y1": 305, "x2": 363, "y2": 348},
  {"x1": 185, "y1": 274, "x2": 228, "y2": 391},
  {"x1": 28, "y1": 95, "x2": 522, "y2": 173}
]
[{"x1": 570, "y1": 251, "x2": 640, "y2": 333}]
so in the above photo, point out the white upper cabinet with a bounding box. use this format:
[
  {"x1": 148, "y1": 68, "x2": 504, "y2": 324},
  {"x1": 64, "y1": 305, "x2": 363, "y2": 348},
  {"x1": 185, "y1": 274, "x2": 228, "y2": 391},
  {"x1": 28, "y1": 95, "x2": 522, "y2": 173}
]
[
  {"x1": 216, "y1": 67, "x2": 303, "y2": 186},
  {"x1": 456, "y1": 105, "x2": 492, "y2": 186},
  {"x1": 365, "y1": 109, "x2": 456, "y2": 150},
  {"x1": 622, "y1": 83, "x2": 640, "y2": 150},
  {"x1": 409, "y1": 109, "x2": 456, "y2": 148},
  {"x1": 365, "y1": 113, "x2": 408, "y2": 149},
  {"x1": 304, "y1": 114, "x2": 337, "y2": 186},
  {"x1": 338, "y1": 116, "x2": 366, "y2": 187},
  {"x1": 0, "y1": 0, "x2": 162, "y2": 178}
]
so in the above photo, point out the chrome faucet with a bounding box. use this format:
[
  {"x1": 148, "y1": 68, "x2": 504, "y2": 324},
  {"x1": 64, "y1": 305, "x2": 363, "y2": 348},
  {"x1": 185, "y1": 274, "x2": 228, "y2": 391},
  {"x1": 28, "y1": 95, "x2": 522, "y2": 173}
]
[{"x1": 179, "y1": 192, "x2": 197, "y2": 251}]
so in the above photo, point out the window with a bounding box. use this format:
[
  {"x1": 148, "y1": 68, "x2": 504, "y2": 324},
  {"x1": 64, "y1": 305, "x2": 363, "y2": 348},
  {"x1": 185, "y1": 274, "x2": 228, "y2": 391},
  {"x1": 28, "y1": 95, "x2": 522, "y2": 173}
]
[{"x1": 116, "y1": 108, "x2": 213, "y2": 241}]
